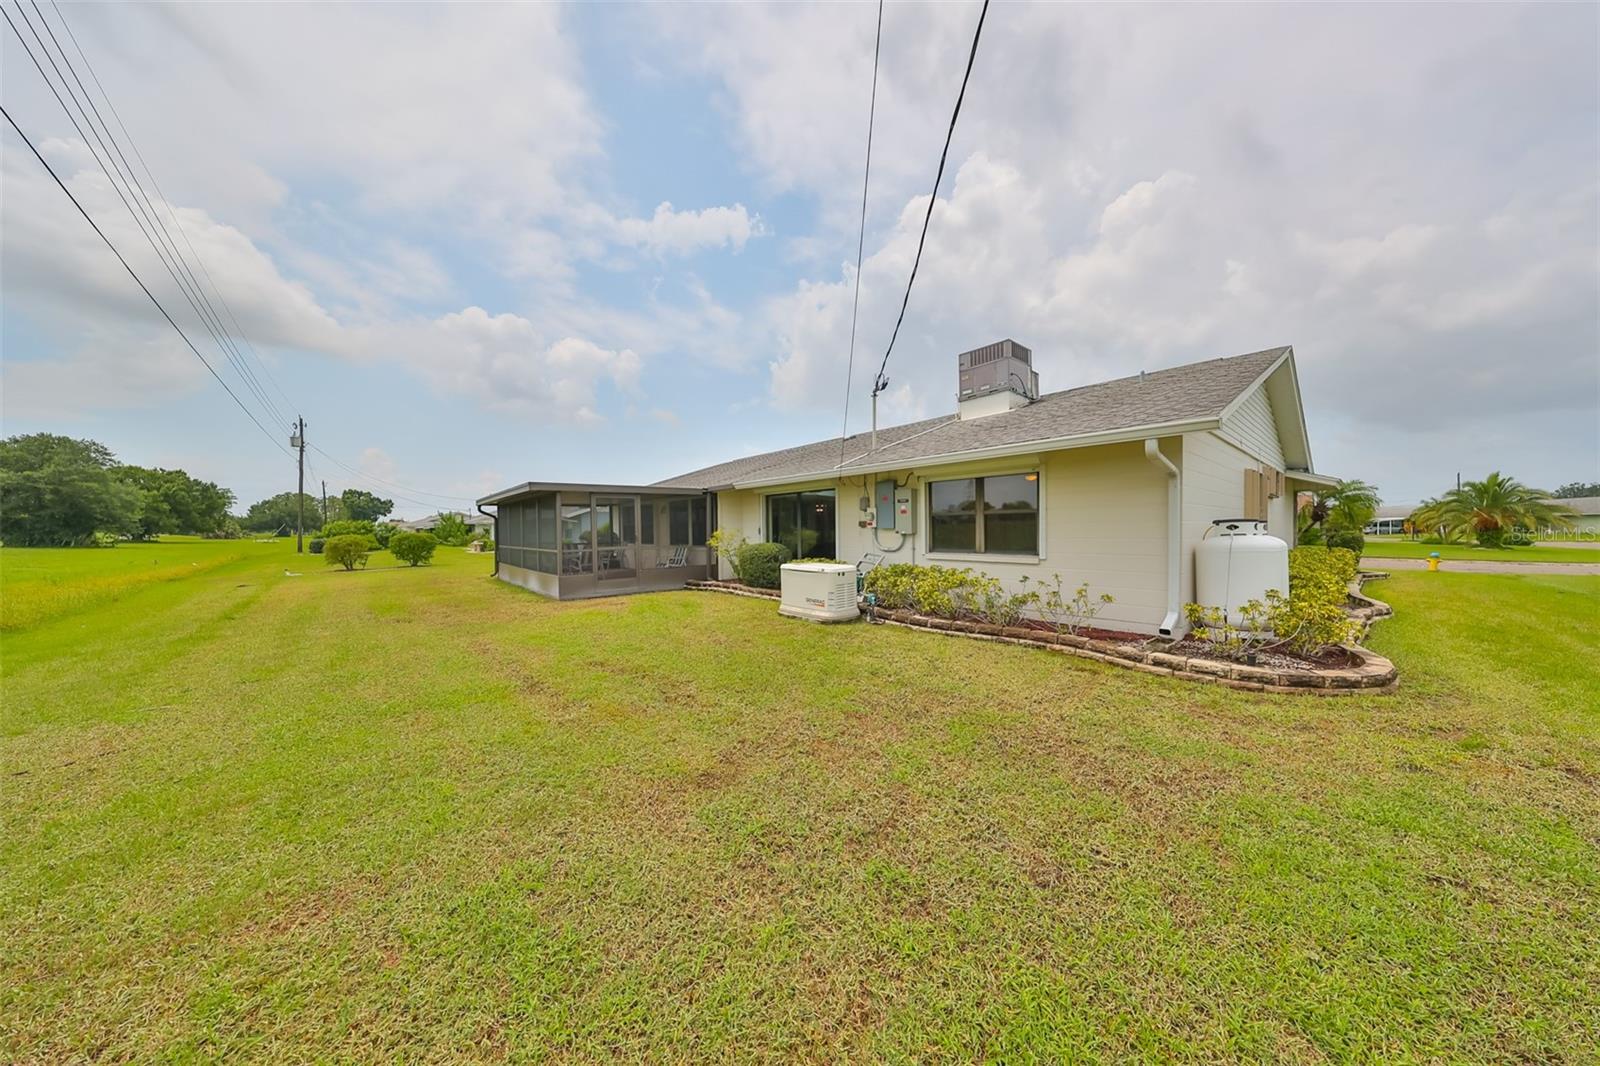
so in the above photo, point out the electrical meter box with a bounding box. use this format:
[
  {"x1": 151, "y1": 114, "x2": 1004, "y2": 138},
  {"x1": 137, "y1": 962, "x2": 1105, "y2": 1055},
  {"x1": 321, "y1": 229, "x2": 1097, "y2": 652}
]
[
  {"x1": 893, "y1": 489, "x2": 916, "y2": 534},
  {"x1": 874, "y1": 479, "x2": 897, "y2": 531}
]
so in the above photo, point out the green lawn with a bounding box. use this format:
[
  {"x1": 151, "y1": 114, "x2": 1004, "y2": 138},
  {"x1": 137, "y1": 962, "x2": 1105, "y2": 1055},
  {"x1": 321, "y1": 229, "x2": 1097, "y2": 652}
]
[
  {"x1": 1362, "y1": 537, "x2": 1600, "y2": 564},
  {"x1": 2, "y1": 544, "x2": 1596, "y2": 1061}
]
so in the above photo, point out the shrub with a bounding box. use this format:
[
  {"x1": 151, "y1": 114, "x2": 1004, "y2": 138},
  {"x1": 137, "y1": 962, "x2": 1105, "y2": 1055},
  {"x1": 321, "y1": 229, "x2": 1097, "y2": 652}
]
[
  {"x1": 433, "y1": 513, "x2": 470, "y2": 546},
  {"x1": 320, "y1": 519, "x2": 376, "y2": 540},
  {"x1": 1275, "y1": 546, "x2": 1362, "y2": 654},
  {"x1": 323, "y1": 534, "x2": 371, "y2": 571},
  {"x1": 1474, "y1": 526, "x2": 1507, "y2": 548},
  {"x1": 1325, "y1": 528, "x2": 1365, "y2": 556},
  {"x1": 372, "y1": 522, "x2": 396, "y2": 549},
  {"x1": 390, "y1": 531, "x2": 439, "y2": 567},
  {"x1": 308, "y1": 537, "x2": 325, "y2": 555},
  {"x1": 735, "y1": 541, "x2": 791, "y2": 588},
  {"x1": 708, "y1": 528, "x2": 747, "y2": 579},
  {"x1": 1296, "y1": 523, "x2": 1325, "y2": 546}
]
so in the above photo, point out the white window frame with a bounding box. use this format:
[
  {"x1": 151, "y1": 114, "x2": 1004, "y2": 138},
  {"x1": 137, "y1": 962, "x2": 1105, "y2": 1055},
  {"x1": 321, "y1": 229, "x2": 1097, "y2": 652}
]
[{"x1": 922, "y1": 468, "x2": 1045, "y2": 563}]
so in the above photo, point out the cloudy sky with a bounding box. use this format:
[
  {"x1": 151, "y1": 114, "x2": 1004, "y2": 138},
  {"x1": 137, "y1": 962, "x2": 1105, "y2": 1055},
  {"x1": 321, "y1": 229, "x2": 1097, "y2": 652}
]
[{"x1": 3, "y1": 2, "x2": 1596, "y2": 515}]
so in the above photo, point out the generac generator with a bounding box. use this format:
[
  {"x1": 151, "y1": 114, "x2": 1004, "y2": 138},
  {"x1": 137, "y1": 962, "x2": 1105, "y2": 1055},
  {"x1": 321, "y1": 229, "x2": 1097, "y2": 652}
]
[{"x1": 778, "y1": 562, "x2": 859, "y2": 623}]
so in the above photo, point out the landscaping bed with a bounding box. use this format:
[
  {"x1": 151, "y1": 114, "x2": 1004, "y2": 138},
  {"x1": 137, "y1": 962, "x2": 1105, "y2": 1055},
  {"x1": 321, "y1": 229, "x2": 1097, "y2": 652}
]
[
  {"x1": 689, "y1": 551, "x2": 1401, "y2": 695},
  {"x1": 863, "y1": 602, "x2": 1397, "y2": 694}
]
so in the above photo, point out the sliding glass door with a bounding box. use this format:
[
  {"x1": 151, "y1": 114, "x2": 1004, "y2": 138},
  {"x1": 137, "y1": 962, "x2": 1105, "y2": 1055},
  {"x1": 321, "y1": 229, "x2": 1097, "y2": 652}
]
[{"x1": 766, "y1": 489, "x2": 835, "y2": 560}]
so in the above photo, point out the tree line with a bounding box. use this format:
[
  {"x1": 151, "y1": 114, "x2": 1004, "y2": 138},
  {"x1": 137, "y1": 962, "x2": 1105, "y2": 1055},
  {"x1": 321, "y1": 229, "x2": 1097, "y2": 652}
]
[{"x1": 0, "y1": 433, "x2": 394, "y2": 547}]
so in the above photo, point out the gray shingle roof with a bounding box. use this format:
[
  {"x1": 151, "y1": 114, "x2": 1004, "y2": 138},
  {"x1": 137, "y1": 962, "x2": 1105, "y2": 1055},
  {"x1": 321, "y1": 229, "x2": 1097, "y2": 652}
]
[{"x1": 656, "y1": 346, "x2": 1290, "y2": 490}]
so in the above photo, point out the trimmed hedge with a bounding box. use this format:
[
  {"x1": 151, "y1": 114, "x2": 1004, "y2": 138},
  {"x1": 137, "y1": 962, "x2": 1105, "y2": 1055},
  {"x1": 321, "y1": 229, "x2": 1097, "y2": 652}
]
[
  {"x1": 323, "y1": 534, "x2": 372, "y2": 571},
  {"x1": 735, "y1": 542, "x2": 791, "y2": 588},
  {"x1": 390, "y1": 531, "x2": 439, "y2": 567}
]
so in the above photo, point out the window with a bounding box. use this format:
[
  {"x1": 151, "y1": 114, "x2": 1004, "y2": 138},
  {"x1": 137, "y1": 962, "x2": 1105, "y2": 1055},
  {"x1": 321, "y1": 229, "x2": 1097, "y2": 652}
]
[
  {"x1": 765, "y1": 490, "x2": 835, "y2": 559},
  {"x1": 928, "y1": 472, "x2": 1038, "y2": 554},
  {"x1": 666, "y1": 498, "x2": 710, "y2": 546}
]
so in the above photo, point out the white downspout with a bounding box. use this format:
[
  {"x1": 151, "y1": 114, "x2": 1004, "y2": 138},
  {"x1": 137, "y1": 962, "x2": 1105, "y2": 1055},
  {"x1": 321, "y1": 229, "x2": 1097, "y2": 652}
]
[{"x1": 1144, "y1": 438, "x2": 1184, "y2": 638}]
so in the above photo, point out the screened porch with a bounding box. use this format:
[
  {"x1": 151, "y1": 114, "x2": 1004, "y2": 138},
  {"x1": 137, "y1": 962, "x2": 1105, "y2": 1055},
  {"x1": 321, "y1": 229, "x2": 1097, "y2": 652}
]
[{"x1": 485, "y1": 482, "x2": 715, "y2": 600}]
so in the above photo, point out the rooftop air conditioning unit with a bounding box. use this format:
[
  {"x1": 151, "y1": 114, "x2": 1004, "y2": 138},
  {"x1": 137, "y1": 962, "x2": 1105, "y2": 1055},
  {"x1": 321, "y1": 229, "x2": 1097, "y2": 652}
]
[
  {"x1": 778, "y1": 562, "x2": 859, "y2": 623},
  {"x1": 957, "y1": 338, "x2": 1038, "y2": 402}
]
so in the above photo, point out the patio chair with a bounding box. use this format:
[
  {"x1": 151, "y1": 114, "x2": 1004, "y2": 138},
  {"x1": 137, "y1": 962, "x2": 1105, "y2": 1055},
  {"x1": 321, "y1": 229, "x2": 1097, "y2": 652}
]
[{"x1": 658, "y1": 545, "x2": 688, "y2": 567}]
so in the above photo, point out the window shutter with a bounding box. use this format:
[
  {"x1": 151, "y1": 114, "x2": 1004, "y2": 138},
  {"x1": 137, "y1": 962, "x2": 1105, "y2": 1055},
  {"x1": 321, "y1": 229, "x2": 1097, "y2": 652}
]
[{"x1": 1244, "y1": 468, "x2": 1266, "y2": 520}]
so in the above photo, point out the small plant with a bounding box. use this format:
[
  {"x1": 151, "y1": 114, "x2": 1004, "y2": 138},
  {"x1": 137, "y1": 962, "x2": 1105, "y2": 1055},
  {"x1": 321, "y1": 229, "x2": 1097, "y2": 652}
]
[
  {"x1": 323, "y1": 534, "x2": 372, "y2": 571},
  {"x1": 433, "y1": 513, "x2": 470, "y2": 546},
  {"x1": 308, "y1": 537, "x2": 325, "y2": 555},
  {"x1": 1029, "y1": 574, "x2": 1115, "y2": 635},
  {"x1": 390, "y1": 531, "x2": 439, "y2": 567},
  {"x1": 964, "y1": 574, "x2": 1034, "y2": 627},
  {"x1": 734, "y1": 541, "x2": 791, "y2": 588},
  {"x1": 707, "y1": 528, "x2": 747, "y2": 579},
  {"x1": 1183, "y1": 602, "x2": 1253, "y2": 661}
]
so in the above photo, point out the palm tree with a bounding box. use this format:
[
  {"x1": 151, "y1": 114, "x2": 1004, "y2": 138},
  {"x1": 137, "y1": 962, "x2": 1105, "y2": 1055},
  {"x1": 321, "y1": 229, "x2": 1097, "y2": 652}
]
[
  {"x1": 1429, "y1": 472, "x2": 1577, "y2": 546},
  {"x1": 1408, "y1": 497, "x2": 1451, "y2": 541},
  {"x1": 1299, "y1": 479, "x2": 1382, "y2": 533}
]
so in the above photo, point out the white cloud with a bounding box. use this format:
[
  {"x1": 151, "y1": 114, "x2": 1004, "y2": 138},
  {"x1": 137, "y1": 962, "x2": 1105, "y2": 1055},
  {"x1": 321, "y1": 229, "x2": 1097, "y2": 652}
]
[
  {"x1": 395, "y1": 307, "x2": 641, "y2": 422},
  {"x1": 612, "y1": 202, "x2": 764, "y2": 256},
  {"x1": 694, "y1": 2, "x2": 1597, "y2": 497}
]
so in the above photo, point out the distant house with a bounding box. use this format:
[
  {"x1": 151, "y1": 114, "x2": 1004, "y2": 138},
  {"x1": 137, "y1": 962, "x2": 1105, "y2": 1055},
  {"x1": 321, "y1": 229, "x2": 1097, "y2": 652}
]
[
  {"x1": 1367, "y1": 497, "x2": 1598, "y2": 539},
  {"x1": 1366, "y1": 504, "x2": 1415, "y2": 536},
  {"x1": 1546, "y1": 496, "x2": 1600, "y2": 537},
  {"x1": 395, "y1": 511, "x2": 492, "y2": 537},
  {"x1": 480, "y1": 343, "x2": 1337, "y2": 637}
]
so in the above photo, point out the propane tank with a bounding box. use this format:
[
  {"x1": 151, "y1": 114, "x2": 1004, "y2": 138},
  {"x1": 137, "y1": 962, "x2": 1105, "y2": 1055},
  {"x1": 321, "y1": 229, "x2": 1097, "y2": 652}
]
[{"x1": 1195, "y1": 518, "x2": 1290, "y2": 627}]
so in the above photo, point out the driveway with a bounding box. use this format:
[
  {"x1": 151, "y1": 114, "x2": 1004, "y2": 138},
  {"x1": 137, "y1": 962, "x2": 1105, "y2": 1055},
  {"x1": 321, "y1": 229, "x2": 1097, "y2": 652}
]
[{"x1": 1365, "y1": 557, "x2": 1600, "y2": 576}]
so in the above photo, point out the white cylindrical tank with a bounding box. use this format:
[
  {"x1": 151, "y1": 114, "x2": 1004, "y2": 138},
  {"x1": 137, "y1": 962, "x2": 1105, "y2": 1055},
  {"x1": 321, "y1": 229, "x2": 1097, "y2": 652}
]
[{"x1": 1195, "y1": 519, "x2": 1290, "y2": 627}]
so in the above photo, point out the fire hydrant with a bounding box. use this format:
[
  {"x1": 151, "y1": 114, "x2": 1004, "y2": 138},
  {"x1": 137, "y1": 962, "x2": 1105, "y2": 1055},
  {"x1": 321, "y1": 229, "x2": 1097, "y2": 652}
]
[{"x1": 1426, "y1": 551, "x2": 1441, "y2": 572}]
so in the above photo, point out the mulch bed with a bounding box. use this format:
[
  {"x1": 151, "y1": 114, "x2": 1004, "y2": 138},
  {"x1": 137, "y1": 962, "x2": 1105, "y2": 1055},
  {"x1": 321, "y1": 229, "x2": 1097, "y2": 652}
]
[{"x1": 1165, "y1": 638, "x2": 1357, "y2": 672}]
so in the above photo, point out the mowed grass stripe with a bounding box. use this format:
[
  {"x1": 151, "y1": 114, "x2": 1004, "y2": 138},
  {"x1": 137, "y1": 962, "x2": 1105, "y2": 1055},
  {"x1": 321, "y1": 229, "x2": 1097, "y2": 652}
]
[{"x1": 1, "y1": 547, "x2": 1596, "y2": 1060}]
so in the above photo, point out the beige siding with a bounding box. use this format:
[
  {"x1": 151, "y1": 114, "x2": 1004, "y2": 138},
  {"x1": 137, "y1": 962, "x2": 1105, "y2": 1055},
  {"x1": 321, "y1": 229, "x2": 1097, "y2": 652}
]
[
  {"x1": 1180, "y1": 430, "x2": 1294, "y2": 602},
  {"x1": 714, "y1": 440, "x2": 1173, "y2": 634},
  {"x1": 1219, "y1": 384, "x2": 1285, "y2": 468}
]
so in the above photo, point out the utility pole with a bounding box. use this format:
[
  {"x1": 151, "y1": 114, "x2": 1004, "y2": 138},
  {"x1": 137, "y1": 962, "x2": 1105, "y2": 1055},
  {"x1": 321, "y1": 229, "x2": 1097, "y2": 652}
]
[
  {"x1": 321, "y1": 480, "x2": 328, "y2": 525},
  {"x1": 291, "y1": 417, "x2": 306, "y2": 553}
]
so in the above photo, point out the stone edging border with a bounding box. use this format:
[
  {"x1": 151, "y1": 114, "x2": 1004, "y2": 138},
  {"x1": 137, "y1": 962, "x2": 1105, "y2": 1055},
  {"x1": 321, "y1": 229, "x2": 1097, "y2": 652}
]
[{"x1": 688, "y1": 574, "x2": 1399, "y2": 696}]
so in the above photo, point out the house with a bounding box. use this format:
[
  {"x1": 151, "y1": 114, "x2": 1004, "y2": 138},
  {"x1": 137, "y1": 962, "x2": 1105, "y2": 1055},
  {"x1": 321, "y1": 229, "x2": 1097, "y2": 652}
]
[
  {"x1": 1366, "y1": 504, "x2": 1415, "y2": 536},
  {"x1": 394, "y1": 511, "x2": 493, "y2": 536},
  {"x1": 1547, "y1": 496, "x2": 1600, "y2": 536},
  {"x1": 479, "y1": 342, "x2": 1336, "y2": 636}
]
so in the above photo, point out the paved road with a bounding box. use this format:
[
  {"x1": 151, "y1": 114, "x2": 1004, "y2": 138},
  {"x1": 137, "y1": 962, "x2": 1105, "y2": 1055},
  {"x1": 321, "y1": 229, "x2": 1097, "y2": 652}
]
[{"x1": 1365, "y1": 557, "x2": 1600, "y2": 576}]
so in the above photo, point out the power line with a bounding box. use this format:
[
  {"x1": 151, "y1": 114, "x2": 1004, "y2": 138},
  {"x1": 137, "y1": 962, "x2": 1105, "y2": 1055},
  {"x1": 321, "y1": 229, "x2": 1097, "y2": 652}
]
[
  {"x1": 870, "y1": 0, "x2": 990, "y2": 400},
  {"x1": 308, "y1": 444, "x2": 477, "y2": 506},
  {"x1": 10, "y1": 5, "x2": 475, "y2": 511},
  {"x1": 1, "y1": 104, "x2": 292, "y2": 457},
  {"x1": 45, "y1": 0, "x2": 301, "y2": 427},
  {"x1": 838, "y1": 0, "x2": 884, "y2": 471},
  {"x1": 13, "y1": 0, "x2": 290, "y2": 431}
]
